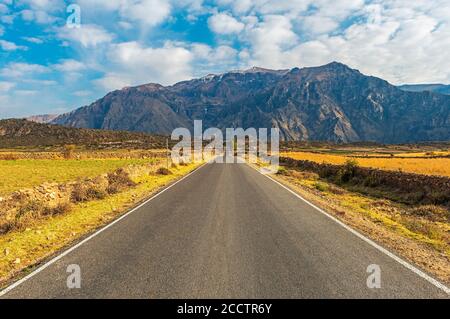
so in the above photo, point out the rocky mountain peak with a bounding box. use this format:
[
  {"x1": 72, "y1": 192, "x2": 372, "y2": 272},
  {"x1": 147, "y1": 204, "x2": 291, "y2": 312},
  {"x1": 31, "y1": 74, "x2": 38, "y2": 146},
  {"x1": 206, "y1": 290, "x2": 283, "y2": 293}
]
[{"x1": 51, "y1": 62, "x2": 450, "y2": 143}]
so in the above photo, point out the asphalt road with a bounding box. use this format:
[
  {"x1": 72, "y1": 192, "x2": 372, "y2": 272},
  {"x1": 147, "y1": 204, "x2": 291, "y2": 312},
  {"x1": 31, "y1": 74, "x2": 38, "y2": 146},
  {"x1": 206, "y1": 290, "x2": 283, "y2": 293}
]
[{"x1": 1, "y1": 163, "x2": 448, "y2": 298}]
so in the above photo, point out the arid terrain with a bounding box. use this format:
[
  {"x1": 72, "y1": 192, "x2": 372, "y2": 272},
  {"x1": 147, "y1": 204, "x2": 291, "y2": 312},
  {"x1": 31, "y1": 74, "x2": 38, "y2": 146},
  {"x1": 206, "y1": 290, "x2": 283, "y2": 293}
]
[
  {"x1": 0, "y1": 129, "x2": 200, "y2": 286},
  {"x1": 274, "y1": 143, "x2": 450, "y2": 282}
]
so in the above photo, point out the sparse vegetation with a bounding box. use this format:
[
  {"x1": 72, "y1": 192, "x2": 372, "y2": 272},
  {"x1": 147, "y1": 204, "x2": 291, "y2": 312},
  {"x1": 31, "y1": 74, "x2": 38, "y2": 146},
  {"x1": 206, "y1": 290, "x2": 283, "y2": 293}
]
[
  {"x1": 281, "y1": 157, "x2": 450, "y2": 206},
  {"x1": 314, "y1": 182, "x2": 329, "y2": 192},
  {"x1": 0, "y1": 119, "x2": 167, "y2": 149},
  {"x1": 0, "y1": 158, "x2": 157, "y2": 196},
  {"x1": 44, "y1": 202, "x2": 72, "y2": 216},
  {"x1": 0, "y1": 152, "x2": 200, "y2": 283},
  {"x1": 0, "y1": 199, "x2": 73, "y2": 235},
  {"x1": 283, "y1": 151, "x2": 450, "y2": 177},
  {"x1": 270, "y1": 165, "x2": 450, "y2": 282},
  {"x1": 271, "y1": 146, "x2": 450, "y2": 282},
  {"x1": 0, "y1": 166, "x2": 139, "y2": 235},
  {"x1": 106, "y1": 168, "x2": 136, "y2": 194},
  {"x1": 62, "y1": 144, "x2": 76, "y2": 159},
  {"x1": 156, "y1": 167, "x2": 172, "y2": 175},
  {"x1": 71, "y1": 182, "x2": 107, "y2": 202}
]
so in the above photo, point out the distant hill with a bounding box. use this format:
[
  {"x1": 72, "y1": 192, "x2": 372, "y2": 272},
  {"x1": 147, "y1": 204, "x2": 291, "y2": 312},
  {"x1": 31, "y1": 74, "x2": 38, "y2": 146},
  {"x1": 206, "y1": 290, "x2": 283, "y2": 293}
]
[
  {"x1": 52, "y1": 62, "x2": 450, "y2": 143},
  {"x1": 26, "y1": 114, "x2": 59, "y2": 124},
  {"x1": 0, "y1": 119, "x2": 166, "y2": 148},
  {"x1": 398, "y1": 84, "x2": 450, "y2": 95}
]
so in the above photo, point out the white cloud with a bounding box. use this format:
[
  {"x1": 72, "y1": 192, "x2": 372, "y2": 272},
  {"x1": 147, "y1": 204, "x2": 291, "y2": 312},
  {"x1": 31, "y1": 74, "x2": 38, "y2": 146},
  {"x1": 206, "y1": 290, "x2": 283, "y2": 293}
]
[
  {"x1": 208, "y1": 12, "x2": 244, "y2": 34},
  {"x1": 0, "y1": 81, "x2": 15, "y2": 92},
  {"x1": 194, "y1": 44, "x2": 237, "y2": 61},
  {"x1": 95, "y1": 75, "x2": 130, "y2": 91},
  {"x1": 57, "y1": 24, "x2": 114, "y2": 47},
  {"x1": 0, "y1": 4, "x2": 9, "y2": 14},
  {"x1": 301, "y1": 15, "x2": 339, "y2": 34},
  {"x1": 53, "y1": 59, "x2": 86, "y2": 72},
  {"x1": 18, "y1": 0, "x2": 63, "y2": 24},
  {"x1": 0, "y1": 63, "x2": 49, "y2": 78},
  {"x1": 75, "y1": 0, "x2": 123, "y2": 11},
  {"x1": 0, "y1": 40, "x2": 27, "y2": 51},
  {"x1": 20, "y1": 9, "x2": 34, "y2": 21},
  {"x1": 77, "y1": 0, "x2": 171, "y2": 27},
  {"x1": 246, "y1": 15, "x2": 298, "y2": 69},
  {"x1": 20, "y1": 0, "x2": 65, "y2": 11},
  {"x1": 214, "y1": 0, "x2": 450, "y2": 84},
  {"x1": 118, "y1": 21, "x2": 133, "y2": 30},
  {"x1": 24, "y1": 79, "x2": 57, "y2": 85},
  {"x1": 96, "y1": 41, "x2": 193, "y2": 90},
  {"x1": 73, "y1": 90, "x2": 92, "y2": 97},
  {"x1": 191, "y1": 43, "x2": 238, "y2": 74},
  {"x1": 22, "y1": 36, "x2": 44, "y2": 44},
  {"x1": 120, "y1": 0, "x2": 171, "y2": 27},
  {"x1": 1, "y1": 15, "x2": 15, "y2": 24},
  {"x1": 29, "y1": 10, "x2": 57, "y2": 24},
  {"x1": 15, "y1": 90, "x2": 38, "y2": 96}
]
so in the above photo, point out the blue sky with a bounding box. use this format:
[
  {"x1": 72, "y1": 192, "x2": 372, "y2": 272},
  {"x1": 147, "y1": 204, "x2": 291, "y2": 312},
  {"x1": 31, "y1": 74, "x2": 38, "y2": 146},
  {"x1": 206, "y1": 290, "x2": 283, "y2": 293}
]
[{"x1": 1, "y1": 0, "x2": 450, "y2": 118}]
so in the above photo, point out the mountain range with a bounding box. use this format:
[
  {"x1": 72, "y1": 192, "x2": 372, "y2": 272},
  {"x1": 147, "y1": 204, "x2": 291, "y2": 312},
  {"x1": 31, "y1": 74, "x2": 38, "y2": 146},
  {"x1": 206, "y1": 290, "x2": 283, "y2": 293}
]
[
  {"x1": 398, "y1": 84, "x2": 450, "y2": 95},
  {"x1": 49, "y1": 62, "x2": 450, "y2": 143}
]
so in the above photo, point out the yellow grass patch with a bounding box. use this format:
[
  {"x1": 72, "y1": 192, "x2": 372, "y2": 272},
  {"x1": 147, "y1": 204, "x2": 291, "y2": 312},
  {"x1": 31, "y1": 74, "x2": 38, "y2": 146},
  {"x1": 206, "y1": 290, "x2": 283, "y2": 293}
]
[
  {"x1": 0, "y1": 158, "x2": 161, "y2": 195},
  {"x1": 0, "y1": 162, "x2": 200, "y2": 284},
  {"x1": 282, "y1": 151, "x2": 450, "y2": 177}
]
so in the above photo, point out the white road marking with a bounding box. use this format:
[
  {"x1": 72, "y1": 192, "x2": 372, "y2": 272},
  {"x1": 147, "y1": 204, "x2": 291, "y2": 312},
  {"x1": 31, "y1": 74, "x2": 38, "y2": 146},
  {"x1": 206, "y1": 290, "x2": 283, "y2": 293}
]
[
  {"x1": 0, "y1": 163, "x2": 207, "y2": 297},
  {"x1": 251, "y1": 165, "x2": 450, "y2": 295}
]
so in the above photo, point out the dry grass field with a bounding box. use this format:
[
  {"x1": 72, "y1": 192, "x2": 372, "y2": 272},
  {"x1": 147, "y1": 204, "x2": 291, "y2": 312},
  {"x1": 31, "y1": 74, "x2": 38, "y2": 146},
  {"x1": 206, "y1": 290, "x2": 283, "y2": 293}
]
[
  {"x1": 272, "y1": 168, "x2": 450, "y2": 282},
  {"x1": 282, "y1": 151, "x2": 450, "y2": 177},
  {"x1": 275, "y1": 145, "x2": 450, "y2": 282},
  {"x1": 0, "y1": 158, "x2": 164, "y2": 196},
  {"x1": 0, "y1": 148, "x2": 200, "y2": 284}
]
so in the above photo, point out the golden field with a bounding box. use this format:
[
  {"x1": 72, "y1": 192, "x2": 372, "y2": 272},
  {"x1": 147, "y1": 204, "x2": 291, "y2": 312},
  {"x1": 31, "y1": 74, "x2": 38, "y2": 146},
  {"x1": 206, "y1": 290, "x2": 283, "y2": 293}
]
[
  {"x1": 282, "y1": 151, "x2": 450, "y2": 177},
  {"x1": 0, "y1": 158, "x2": 157, "y2": 195}
]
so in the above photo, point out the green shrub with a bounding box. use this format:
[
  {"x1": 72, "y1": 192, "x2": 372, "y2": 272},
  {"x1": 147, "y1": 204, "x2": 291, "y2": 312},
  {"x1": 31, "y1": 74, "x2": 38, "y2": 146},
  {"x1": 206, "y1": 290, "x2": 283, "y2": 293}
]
[
  {"x1": 363, "y1": 173, "x2": 380, "y2": 187},
  {"x1": 314, "y1": 182, "x2": 329, "y2": 192},
  {"x1": 427, "y1": 191, "x2": 450, "y2": 205},
  {"x1": 403, "y1": 191, "x2": 425, "y2": 204},
  {"x1": 336, "y1": 159, "x2": 359, "y2": 183}
]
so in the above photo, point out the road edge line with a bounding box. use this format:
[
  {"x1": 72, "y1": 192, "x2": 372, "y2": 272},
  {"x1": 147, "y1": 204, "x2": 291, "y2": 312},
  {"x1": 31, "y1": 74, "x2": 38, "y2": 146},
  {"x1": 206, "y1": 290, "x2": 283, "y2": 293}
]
[
  {"x1": 250, "y1": 165, "x2": 450, "y2": 295},
  {"x1": 0, "y1": 162, "x2": 208, "y2": 297}
]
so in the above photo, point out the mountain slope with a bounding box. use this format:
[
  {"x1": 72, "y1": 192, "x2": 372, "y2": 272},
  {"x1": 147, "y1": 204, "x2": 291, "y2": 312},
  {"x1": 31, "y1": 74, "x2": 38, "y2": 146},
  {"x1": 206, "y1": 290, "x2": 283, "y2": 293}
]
[{"x1": 53, "y1": 62, "x2": 450, "y2": 143}]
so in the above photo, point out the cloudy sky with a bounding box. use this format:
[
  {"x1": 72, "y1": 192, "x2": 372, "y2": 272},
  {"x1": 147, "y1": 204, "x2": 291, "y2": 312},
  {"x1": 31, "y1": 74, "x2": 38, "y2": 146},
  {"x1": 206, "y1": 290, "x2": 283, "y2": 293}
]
[{"x1": 1, "y1": 0, "x2": 450, "y2": 118}]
